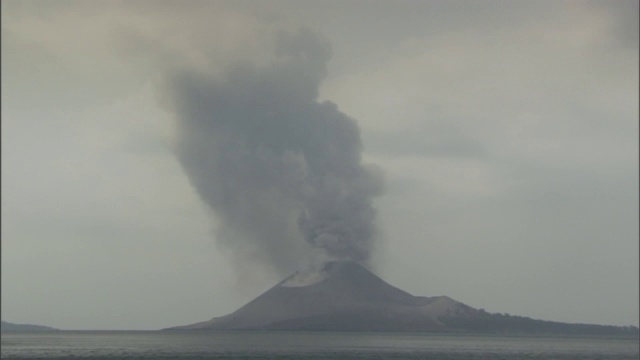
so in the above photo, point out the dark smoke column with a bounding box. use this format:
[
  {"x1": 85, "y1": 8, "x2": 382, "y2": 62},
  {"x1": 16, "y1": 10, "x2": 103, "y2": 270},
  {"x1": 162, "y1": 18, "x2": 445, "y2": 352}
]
[{"x1": 163, "y1": 28, "x2": 383, "y2": 276}]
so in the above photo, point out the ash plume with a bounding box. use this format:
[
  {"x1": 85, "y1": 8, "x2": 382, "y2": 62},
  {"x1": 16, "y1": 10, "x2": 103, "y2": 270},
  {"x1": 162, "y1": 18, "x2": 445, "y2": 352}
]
[{"x1": 162, "y1": 28, "x2": 383, "y2": 276}]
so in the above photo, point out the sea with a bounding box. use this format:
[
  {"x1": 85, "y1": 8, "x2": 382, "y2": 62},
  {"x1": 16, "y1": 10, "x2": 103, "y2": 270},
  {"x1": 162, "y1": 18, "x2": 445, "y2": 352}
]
[{"x1": 1, "y1": 331, "x2": 638, "y2": 360}]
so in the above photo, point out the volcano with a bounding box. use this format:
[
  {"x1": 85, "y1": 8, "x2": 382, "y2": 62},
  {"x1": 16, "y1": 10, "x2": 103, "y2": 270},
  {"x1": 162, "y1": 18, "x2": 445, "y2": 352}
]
[{"x1": 167, "y1": 261, "x2": 638, "y2": 335}]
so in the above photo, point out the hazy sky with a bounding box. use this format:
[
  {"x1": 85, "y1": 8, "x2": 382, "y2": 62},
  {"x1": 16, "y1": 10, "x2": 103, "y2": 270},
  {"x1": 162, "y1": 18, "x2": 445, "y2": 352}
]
[{"x1": 2, "y1": 0, "x2": 638, "y2": 330}]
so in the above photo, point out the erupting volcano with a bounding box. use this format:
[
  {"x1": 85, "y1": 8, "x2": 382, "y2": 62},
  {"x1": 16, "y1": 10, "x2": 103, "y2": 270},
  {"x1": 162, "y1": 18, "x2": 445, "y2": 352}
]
[{"x1": 161, "y1": 28, "x2": 637, "y2": 336}]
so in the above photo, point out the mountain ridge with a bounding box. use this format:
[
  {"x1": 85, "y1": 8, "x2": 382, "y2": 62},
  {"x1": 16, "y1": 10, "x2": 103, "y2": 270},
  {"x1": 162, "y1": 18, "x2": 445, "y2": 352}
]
[{"x1": 1, "y1": 321, "x2": 59, "y2": 332}]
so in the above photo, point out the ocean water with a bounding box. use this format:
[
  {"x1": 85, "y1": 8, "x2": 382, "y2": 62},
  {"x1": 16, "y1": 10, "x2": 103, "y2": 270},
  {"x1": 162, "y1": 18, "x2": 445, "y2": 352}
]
[{"x1": 1, "y1": 331, "x2": 638, "y2": 360}]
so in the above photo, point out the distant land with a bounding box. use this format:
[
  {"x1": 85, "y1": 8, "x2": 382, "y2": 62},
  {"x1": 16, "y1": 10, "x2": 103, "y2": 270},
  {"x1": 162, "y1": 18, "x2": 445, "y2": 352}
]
[
  {"x1": 166, "y1": 260, "x2": 639, "y2": 336},
  {"x1": 1, "y1": 321, "x2": 59, "y2": 332}
]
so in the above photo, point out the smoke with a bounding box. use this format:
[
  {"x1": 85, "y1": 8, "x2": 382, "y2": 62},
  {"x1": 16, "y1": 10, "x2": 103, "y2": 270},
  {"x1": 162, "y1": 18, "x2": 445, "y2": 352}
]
[{"x1": 161, "y1": 27, "x2": 383, "y2": 276}]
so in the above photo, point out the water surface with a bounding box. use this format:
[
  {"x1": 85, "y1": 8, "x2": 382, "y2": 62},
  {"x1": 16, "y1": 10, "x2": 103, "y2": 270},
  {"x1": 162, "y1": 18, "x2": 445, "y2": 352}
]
[{"x1": 2, "y1": 331, "x2": 638, "y2": 359}]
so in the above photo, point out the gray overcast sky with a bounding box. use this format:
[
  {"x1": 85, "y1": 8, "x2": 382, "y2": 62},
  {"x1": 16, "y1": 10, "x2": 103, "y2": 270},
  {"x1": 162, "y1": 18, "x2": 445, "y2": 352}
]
[{"x1": 2, "y1": 0, "x2": 638, "y2": 330}]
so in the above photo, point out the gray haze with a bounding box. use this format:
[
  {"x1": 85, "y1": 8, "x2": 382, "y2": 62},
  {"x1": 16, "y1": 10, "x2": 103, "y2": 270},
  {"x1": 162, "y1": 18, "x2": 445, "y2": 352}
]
[
  {"x1": 1, "y1": 0, "x2": 638, "y2": 330},
  {"x1": 163, "y1": 28, "x2": 383, "y2": 276}
]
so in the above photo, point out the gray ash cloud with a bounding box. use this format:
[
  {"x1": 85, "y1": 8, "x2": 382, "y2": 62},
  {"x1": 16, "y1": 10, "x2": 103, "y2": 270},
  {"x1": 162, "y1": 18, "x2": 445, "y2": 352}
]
[{"x1": 161, "y1": 28, "x2": 383, "y2": 276}]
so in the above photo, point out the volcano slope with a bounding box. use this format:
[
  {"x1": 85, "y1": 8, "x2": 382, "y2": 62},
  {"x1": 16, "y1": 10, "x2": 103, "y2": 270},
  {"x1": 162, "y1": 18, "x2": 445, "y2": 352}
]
[{"x1": 166, "y1": 261, "x2": 638, "y2": 335}]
